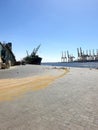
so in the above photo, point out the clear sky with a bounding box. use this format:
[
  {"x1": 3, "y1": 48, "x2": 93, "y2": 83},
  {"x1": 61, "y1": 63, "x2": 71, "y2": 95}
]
[{"x1": 0, "y1": 0, "x2": 98, "y2": 62}]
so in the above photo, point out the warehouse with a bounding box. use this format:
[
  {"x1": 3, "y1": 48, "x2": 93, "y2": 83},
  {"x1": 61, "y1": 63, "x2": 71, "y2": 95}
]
[{"x1": 0, "y1": 42, "x2": 16, "y2": 69}]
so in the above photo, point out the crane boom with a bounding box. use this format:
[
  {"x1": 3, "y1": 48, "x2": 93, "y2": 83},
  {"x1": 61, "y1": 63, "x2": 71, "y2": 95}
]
[{"x1": 31, "y1": 44, "x2": 41, "y2": 56}]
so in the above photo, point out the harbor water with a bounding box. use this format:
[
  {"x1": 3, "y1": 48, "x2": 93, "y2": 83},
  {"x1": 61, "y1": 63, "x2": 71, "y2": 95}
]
[{"x1": 42, "y1": 62, "x2": 98, "y2": 69}]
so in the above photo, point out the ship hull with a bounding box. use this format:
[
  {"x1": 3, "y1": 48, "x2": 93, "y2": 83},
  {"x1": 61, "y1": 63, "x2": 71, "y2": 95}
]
[
  {"x1": 27, "y1": 57, "x2": 42, "y2": 65},
  {"x1": 23, "y1": 56, "x2": 42, "y2": 65}
]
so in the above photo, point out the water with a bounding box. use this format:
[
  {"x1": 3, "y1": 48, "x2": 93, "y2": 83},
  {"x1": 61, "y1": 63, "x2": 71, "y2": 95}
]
[{"x1": 42, "y1": 62, "x2": 98, "y2": 69}]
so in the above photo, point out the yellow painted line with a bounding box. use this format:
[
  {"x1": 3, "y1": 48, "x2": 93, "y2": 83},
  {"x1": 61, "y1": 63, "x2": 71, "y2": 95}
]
[{"x1": 0, "y1": 68, "x2": 69, "y2": 101}]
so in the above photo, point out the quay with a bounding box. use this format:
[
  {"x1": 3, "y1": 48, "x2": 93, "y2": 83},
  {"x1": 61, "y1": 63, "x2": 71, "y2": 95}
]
[{"x1": 0, "y1": 65, "x2": 98, "y2": 130}]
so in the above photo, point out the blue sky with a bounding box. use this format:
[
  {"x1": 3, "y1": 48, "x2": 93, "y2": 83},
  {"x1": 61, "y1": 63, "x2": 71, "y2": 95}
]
[{"x1": 0, "y1": 0, "x2": 98, "y2": 62}]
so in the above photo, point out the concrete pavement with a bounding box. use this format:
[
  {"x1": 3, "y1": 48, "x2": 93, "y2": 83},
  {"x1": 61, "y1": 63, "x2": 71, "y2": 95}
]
[{"x1": 0, "y1": 67, "x2": 98, "y2": 130}]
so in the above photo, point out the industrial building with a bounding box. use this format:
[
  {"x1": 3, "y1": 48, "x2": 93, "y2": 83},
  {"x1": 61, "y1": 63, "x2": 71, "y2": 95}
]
[{"x1": 0, "y1": 42, "x2": 16, "y2": 69}]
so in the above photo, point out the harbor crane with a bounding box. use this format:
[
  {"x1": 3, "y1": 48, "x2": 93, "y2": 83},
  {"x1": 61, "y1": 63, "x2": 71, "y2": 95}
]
[
  {"x1": 67, "y1": 50, "x2": 75, "y2": 62},
  {"x1": 61, "y1": 51, "x2": 67, "y2": 62}
]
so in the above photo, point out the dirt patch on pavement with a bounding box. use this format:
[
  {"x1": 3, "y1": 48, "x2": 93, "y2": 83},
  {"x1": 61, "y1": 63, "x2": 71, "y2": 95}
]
[{"x1": 0, "y1": 68, "x2": 68, "y2": 101}]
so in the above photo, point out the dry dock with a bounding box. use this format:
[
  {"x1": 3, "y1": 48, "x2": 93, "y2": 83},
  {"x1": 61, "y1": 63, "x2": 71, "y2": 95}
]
[{"x1": 0, "y1": 65, "x2": 98, "y2": 130}]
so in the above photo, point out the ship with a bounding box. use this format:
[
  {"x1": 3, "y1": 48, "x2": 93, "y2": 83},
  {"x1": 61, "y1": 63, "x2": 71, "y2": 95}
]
[{"x1": 22, "y1": 44, "x2": 42, "y2": 65}]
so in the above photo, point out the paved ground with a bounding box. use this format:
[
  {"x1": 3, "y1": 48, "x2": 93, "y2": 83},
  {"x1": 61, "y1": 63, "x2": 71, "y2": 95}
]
[{"x1": 0, "y1": 67, "x2": 98, "y2": 130}]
